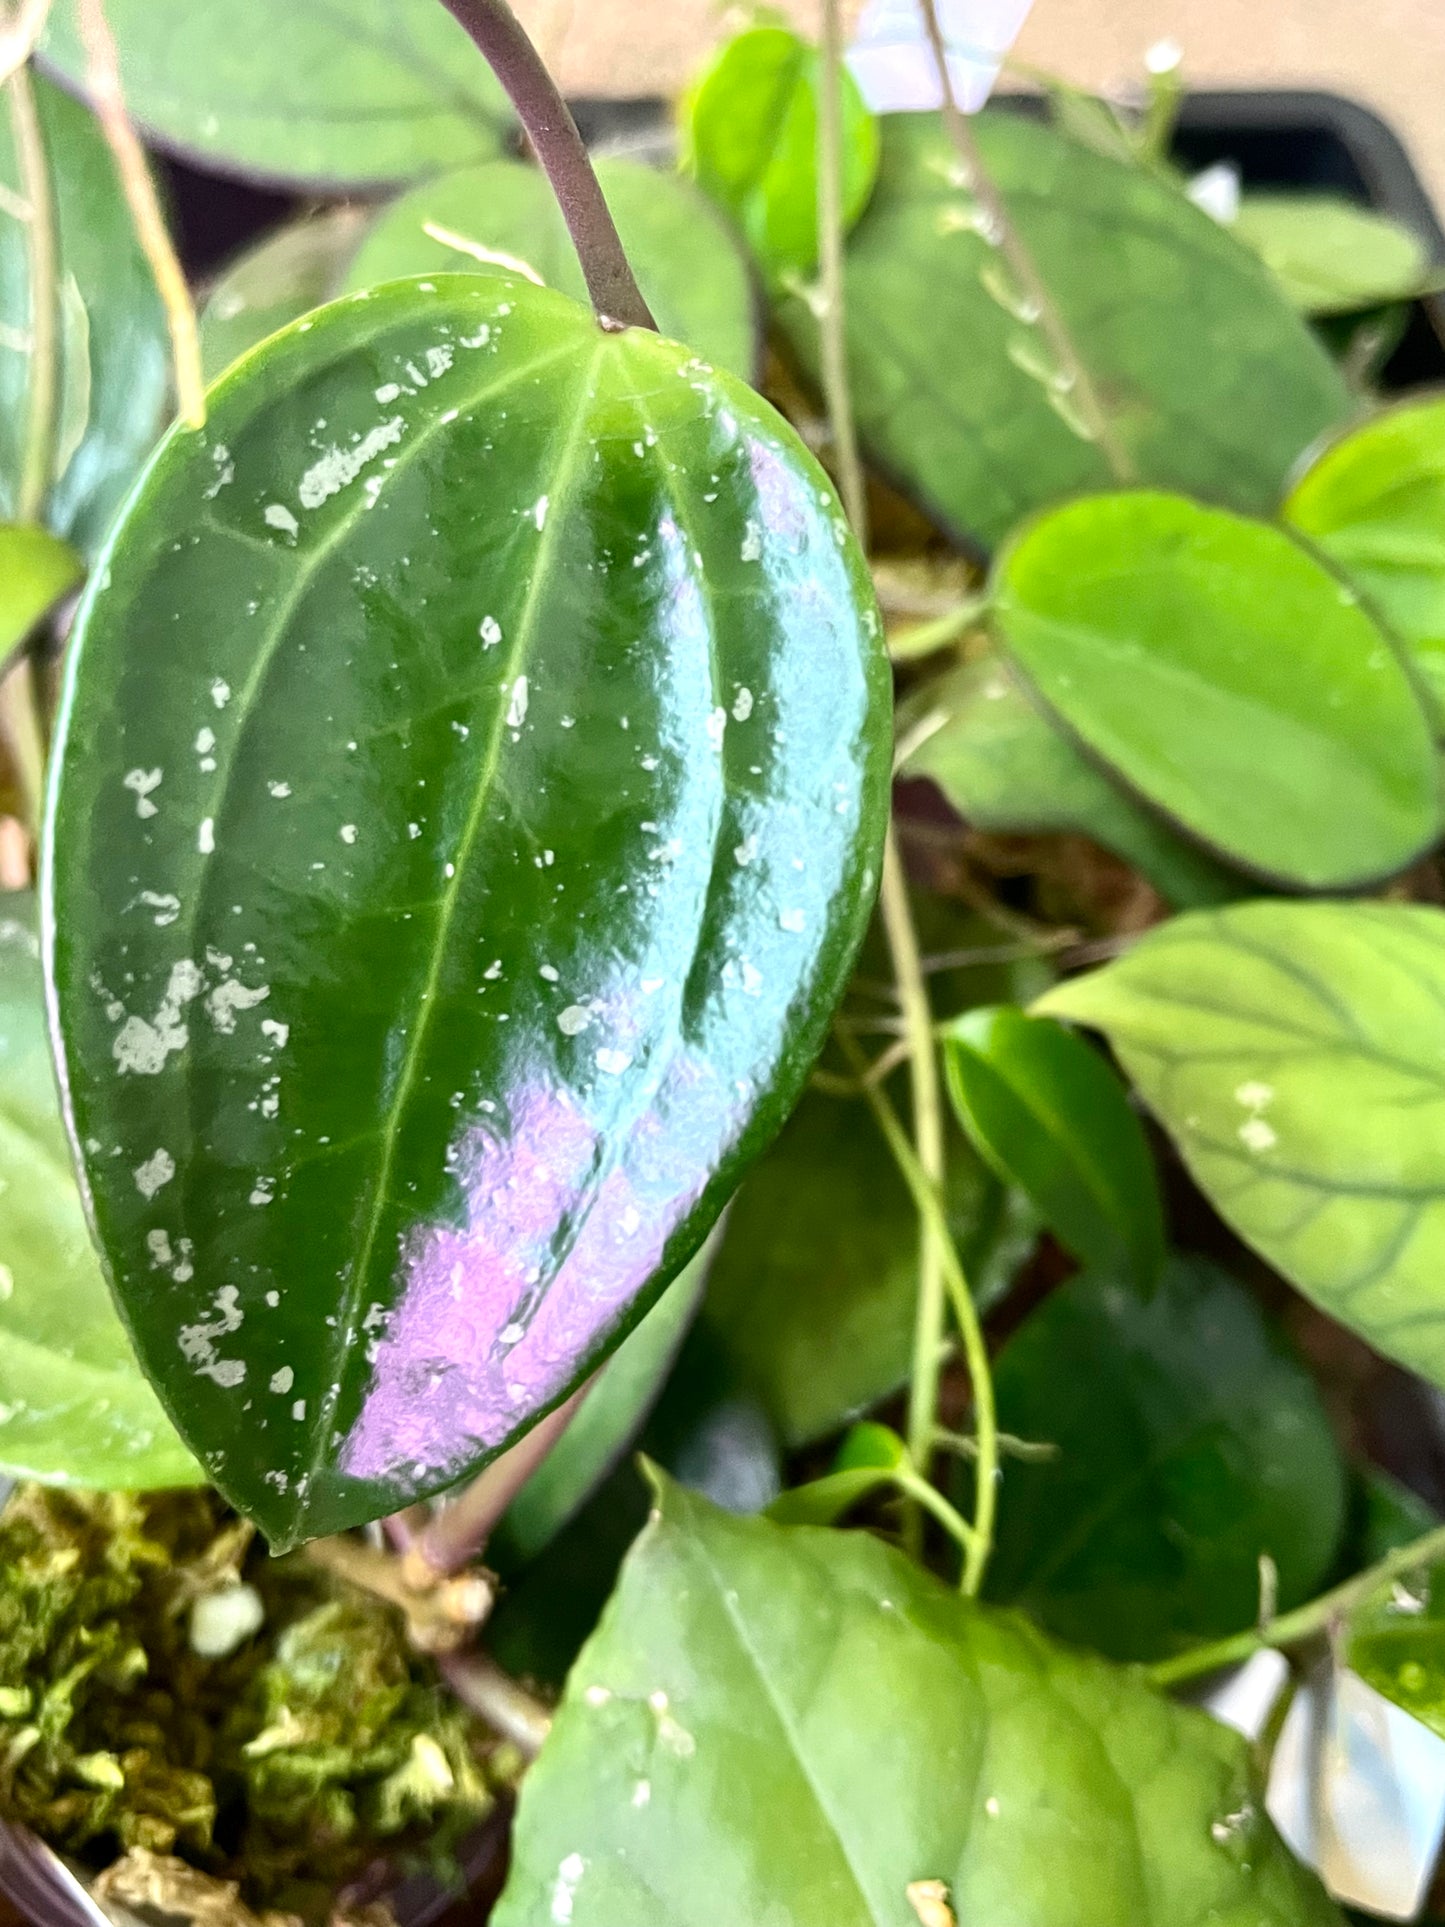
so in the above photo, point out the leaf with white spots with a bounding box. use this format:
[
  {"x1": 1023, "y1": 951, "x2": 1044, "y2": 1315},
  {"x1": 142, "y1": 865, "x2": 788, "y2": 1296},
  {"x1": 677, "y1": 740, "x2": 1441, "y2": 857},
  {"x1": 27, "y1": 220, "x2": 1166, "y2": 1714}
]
[
  {"x1": 44, "y1": 274, "x2": 890, "y2": 1546},
  {"x1": 0, "y1": 897, "x2": 197, "y2": 1488},
  {"x1": 492, "y1": 1474, "x2": 1342, "y2": 1927},
  {"x1": 1039, "y1": 902, "x2": 1445, "y2": 1394}
]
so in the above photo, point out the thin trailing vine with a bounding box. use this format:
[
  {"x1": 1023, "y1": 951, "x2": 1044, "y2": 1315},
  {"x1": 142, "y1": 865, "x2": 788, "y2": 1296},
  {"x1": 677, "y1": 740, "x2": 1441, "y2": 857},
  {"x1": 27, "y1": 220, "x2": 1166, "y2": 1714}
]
[
  {"x1": 816, "y1": 0, "x2": 869, "y2": 544},
  {"x1": 6, "y1": 54, "x2": 57, "y2": 525}
]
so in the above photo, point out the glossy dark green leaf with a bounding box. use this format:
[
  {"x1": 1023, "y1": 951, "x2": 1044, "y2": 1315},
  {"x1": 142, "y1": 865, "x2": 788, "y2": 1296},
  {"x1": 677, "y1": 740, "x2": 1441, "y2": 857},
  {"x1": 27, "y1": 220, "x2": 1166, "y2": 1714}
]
[
  {"x1": 1286, "y1": 397, "x2": 1445, "y2": 719},
  {"x1": 944, "y1": 1006, "x2": 1165, "y2": 1292},
  {"x1": 780, "y1": 111, "x2": 1351, "y2": 549},
  {"x1": 701, "y1": 1085, "x2": 1036, "y2": 1448},
  {"x1": 1347, "y1": 1557, "x2": 1445, "y2": 1743},
  {"x1": 200, "y1": 208, "x2": 370, "y2": 382},
  {"x1": 41, "y1": 0, "x2": 511, "y2": 188},
  {"x1": 985, "y1": 1256, "x2": 1347, "y2": 1663},
  {"x1": 0, "y1": 896, "x2": 196, "y2": 1489},
  {"x1": 1, "y1": 75, "x2": 168, "y2": 556},
  {"x1": 900, "y1": 650, "x2": 1246, "y2": 908},
  {"x1": 1039, "y1": 901, "x2": 1445, "y2": 1394},
  {"x1": 993, "y1": 492, "x2": 1441, "y2": 890},
  {"x1": 341, "y1": 157, "x2": 758, "y2": 378},
  {"x1": 0, "y1": 524, "x2": 82, "y2": 659},
  {"x1": 681, "y1": 23, "x2": 879, "y2": 279},
  {"x1": 44, "y1": 273, "x2": 891, "y2": 1548},
  {"x1": 493, "y1": 1474, "x2": 1344, "y2": 1927},
  {"x1": 1233, "y1": 195, "x2": 1434, "y2": 315}
]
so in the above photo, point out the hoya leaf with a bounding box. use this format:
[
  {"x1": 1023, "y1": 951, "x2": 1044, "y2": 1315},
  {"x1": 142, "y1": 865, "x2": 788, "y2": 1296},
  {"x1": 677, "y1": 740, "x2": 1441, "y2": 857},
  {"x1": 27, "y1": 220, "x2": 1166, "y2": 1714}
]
[
  {"x1": 1, "y1": 75, "x2": 168, "y2": 556},
  {"x1": 1039, "y1": 901, "x2": 1445, "y2": 1394},
  {"x1": 943, "y1": 1007, "x2": 1165, "y2": 1292},
  {"x1": 767, "y1": 1420, "x2": 909, "y2": 1527},
  {"x1": 41, "y1": 0, "x2": 512, "y2": 188},
  {"x1": 492, "y1": 1475, "x2": 1343, "y2": 1927},
  {"x1": 1233, "y1": 195, "x2": 1434, "y2": 316},
  {"x1": 780, "y1": 112, "x2": 1351, "y2": 549},
  {"x1": 681, "y1": 24, "x2": 880, "y2": 279},
  {"x1": 992, "y1": 493, "x2": 1441, "y2": 890},
  {"x1": 900, "y1": 651, "x2": 1246, "y2": 909},
  {"x1": 341, "y1": 157, "x2": 758, "y2": 378},
  {"x1": 44, "y1": 274, "x2": 891, "y2": 1549},
  {"x1": 1347, "y1": 1557, "x2": 1445, "y2": 1742},
  {"x1": 985, "y1": 1257, "x2": 1347, "y2": 1663},
  {"x1": 1286, "y1": 397, "x2": 1445, "y2": 718},
  {"x1": 701, "y1": 1085, "x2": 1035, "y2": 1449},
  {"x1": 200, "y1": 208, "x2": 371, "y2": 382},
  {"x1": 0, "y1": 898, "x2": 197, "y2": 1489},
  {"x1": 0, "y1": 525, "x2": 83, "y2": 660}
]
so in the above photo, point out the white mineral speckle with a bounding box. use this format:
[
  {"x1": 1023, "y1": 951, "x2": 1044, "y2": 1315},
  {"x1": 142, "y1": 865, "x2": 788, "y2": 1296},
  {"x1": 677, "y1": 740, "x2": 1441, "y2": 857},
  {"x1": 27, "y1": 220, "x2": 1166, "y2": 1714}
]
[
  {"x1": 540, "y1": 965, "x2": 559, "y2": 983},
  {"x1": 298, "y1": 417, "x2": 405, "y2": 510},
  {"x1": 632, "y1": 1779, "x2": 651, "y2": 1808},
  {"x1": 123, "y1": 768, "x2": 162, "y2": 819},
  {"x1": 480, "y1": 616, "x2": 502, "y2": 648},
  {"x1": 375, "y1": 382, "x2": 402, "y2": 404},
  {"x1": 551, "y1": 1854, "x2": 584, "y2": 1926},
  {"x1": 291, "y1": 1399, "x2": 307, "y2": 1421},
  {"x1": 340, "y1": 823, "x2": 358, "y2": 845},
  {"x1": 113, "y1": 958, "x2": 203, "y2": 1075},
  {"x1": 206, "y1": 977, "x2": 269, "y2": 1033},
  {"x1": 732, "y1": 687, "x2": 754, "y2": 722},
  {"x1": 1235, "y1": 1081, "x2": 1275, "y2": 1110},
  {"x1": 595, "y1": 1047, "x2": 632, "y2": 1076},
  {"x1": 134, "y1": 1148, "x2": 175, "y2": 1198},
  {"x1": 264, "y1": 503, "x2": 299, "y2": 537},
  {"x1": 138, "y1": 891, "x2": 181, "y2": 927},
  {"x1": 198, "y1": 818, "x2": 215, "y2": 855},
  {"x1": 557, "y1": 1005, "x2": 593, "y2": 1037},
  {"x1": 533, "y1": 495, "x2": 550, "y2": 531},
  {"x1": 261, "y1": 1019, "x2": 289, "y2": 1049},
  {"x1": 741, "y1": 518, "x2": 763, "y2": 563},
  {"x1": 195, "y1": 728, "x2": 216, "y2": 756},
  {"x1": 147, "y1": 1229, "x2": 173, "y2": 1268},
  {"x1": 211, "y1": 678, "x2": 232, "y2": 709},
  {"x1": 1239, "y1": 1117, "x2": 1278, "y2": 1154},
  {"x1": 505, "y1": 676, "x2": 530, "y2": 728},
  {"x1": 268, "y1": 781, "x2": 291, "y2": 799}
]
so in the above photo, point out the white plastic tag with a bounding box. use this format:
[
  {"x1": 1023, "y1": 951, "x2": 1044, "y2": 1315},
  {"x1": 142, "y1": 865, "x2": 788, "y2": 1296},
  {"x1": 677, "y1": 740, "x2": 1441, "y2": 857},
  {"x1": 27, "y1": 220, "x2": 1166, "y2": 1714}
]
[{"x1": 847, "y1": 0, "x2": 1036, "y2": 115}]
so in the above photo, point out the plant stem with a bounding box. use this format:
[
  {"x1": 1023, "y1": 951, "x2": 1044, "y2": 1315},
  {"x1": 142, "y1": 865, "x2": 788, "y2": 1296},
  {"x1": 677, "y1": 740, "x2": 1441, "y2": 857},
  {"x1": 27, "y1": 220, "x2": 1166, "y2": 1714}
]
[
  {"x1": 841, "y1": 1030, "x2": 998, "y2": 1596},
  {"x1": 75, "y1": 0, "x2": 205, "y2": 429},
  {"x1": 815, "y1": 0, "x2": 869, "y2": 546},
  {"x1": 0, "y1": 0, "x2": 50, "y2": 92},
  {"x1": 915, "y1": 0, "x2": 1133, "y2": 483},
  {"x1": 444, "y1": 1651, "x2": 553, "y2": 1758},
  {"x1": 436, "y1": 0, "x2": 655, "y2": 333},
  {"x1": 1147, "y1": 1521, "x2": 1445, "y2": 1690},
  {"x1": 7, "y1": 57, "x2": 58, "y2": 525}
]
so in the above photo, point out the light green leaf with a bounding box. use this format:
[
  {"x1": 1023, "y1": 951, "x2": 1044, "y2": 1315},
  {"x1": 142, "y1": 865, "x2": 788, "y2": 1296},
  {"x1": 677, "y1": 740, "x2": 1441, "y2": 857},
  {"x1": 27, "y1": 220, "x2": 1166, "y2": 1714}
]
[
  {"x1": 1286, "y1": 396, "x2": 1445, "y2": 719},
  {"x1": 944, "y1": 1007, "x2": 1165, "y2": 1291},
  {"x1": 0, "y1": 896, "x2": 197, "y2": 1489},
  {"x1": 45, "y1": 273, "x2": 891, "y2": 1548},
  {"x1": 1039, "y1": 901, "x2": 1445, "y2": 1393},
  {"x1": 985, "y1": 1256, "x2": 1347, "y2": 1662},
  {"x1": 1, "y1": 75, "x2": 168, "y2": 556},
  {"x1": 341, "y1": 157, "x2": 758, "y2": 378},
  {"x1": 992, "y1": 492, "x2": 1441, "y2": 890},
  {"x1": 493, "y1": 1474, "x2": 1343, "y2": 1927},
  {"x1": 0, "y1": 523, "x2": 82, "y2": 659},
  {"x1": 779, "y1": 111, "x2": 1351, "y2": 549},
  {"x1": 41, "y1": 0, "x2": 512, "y2": 188},
  {"x1": 1348, "y1": 1554, "x2": 1445, "y2": 1743},
  {"x1": 1233, "y1": 195, "x2": 1434, "y2": 315},
  {"x1": 767, "y1": 1419, "x2": 910, "y2": 1527},
  {"x1": 200, "y1": 208, "x2": 371, "y2": 381},
  {"x1": 681, "y1": 23, "x2": 879, "y2": 280},
  {"x1": 900, "y1": 651, "x2": 1246, "y2": 908}
]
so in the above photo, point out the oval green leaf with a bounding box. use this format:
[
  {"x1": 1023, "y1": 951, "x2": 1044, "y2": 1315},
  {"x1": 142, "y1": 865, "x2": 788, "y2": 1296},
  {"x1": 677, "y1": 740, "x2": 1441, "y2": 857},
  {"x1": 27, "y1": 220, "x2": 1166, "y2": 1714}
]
[
  {"x1": 900, "y1": 651, "x2": 1247, "y2": 909},
  {"x1": 1, "y1": 75, "x2": 168, "y2": 555},
  {"x1": 780, "y1": 112, "x2": 1351, "y2": 549},
  {"x1": 0, "y1": 897, "x2": 196, "y2": 1488},
  {"x1": 985, "y1": 1256, "x2": 1347, "y2": 1662},
  {"x1": 41, "y1": 0, "x2": 511, "y2": 188},
  {"x1": 341, "y1": 157, "x2": 758, "y2": 378},
  {"x1": 992, "y1": 492, "x2": 1441, "y2": 890},
  {"x1": 1038, "y1": 901, "x2": 1445, "y2": 1394},
  {"x1": 200, "y1": 208, "x2": 371, "y2": 382},
  {"x1": 44, "y1": 274, "x2": 891, "y2": 1548},
  {"x1": 1286, "y1": 396, "x2": 1445, "y2": 719},
  {"x1": 0, "y1": 525, "x2": 83, "y2": 660},
  {"x1": 1348, "y1": 1555, "x2": 1445, "y2": 1742},
  {"x1": 1233, "y1": 194, "x2": 1434, "y2": 316},
  {"x1": 944, "y1": 1007, "x2": 1165, "y2": 1292},
  {"x1": 493, "y1": 1474, "x2": 1343, "y2": 1927},
  {"x1": 681, "y1": 24, "x2": 880, "y2": 280}
]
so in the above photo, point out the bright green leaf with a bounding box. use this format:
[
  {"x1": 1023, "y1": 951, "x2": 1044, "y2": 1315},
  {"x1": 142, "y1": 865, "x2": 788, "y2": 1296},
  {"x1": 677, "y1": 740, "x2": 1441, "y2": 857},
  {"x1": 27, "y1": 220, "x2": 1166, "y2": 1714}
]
[
  {"x1": 1039, "y1": 901, "x2": 1445, "y2": 1394},
  {"x1": 200, "y1": 208, "x2": 371, "y2": 382},
  {"x1": 985, "y1": 1256, "x2": 1347, "y2": 1663},
  {"x1": 1286, "y1": 396, "x2": 1445, "y2": 719},
  {"x1": 1348, "y1": 1556, "x2": 1445, "y2": 1743},
  {"x1": 41, "y1": 0, "x2": 512, "y2": 188},
  {"x1": 341, "y1": 157, "x2": 758, "y2": 378},
  {"x1": 0, "y1": 523, "x2": 82, "y2": 659},
  {"x1": 900, "y1": 650, "x2": 1246, "y2": 908},
  {"x1": 493, "y1": 1474, "x2": 1343, "y2": 1927},
  {"x1": 767, "y1": 1420, "x2": 910, "y2": 1527},
  {"x1": 701, "y1": 1086, "x2": 1036, "y2": 1449},
  {"x1": 1, "y1": 75, "x2": 168, "y2": 556},
  {"x1": 44, "y1": 274, "x2": 891, "y2": 1548},
  {"x1": 1233, "y1": 195, "x2": 1434, "y2": 316},
  {"x1": 944, "y1": 1007, "x2": 1165, "y2": 1291},
  {"x1": 992, "y1": 492, "x2": 1441, "y2": 890},
  {"x1": 780, "y1": 112, "x2": 1351, "y2": 549},
  {"x1": 0, "y1": 897, "x2": 197, "y2": 1489},
  {"x1": 681, "y1": 24, "x2": 879, "y2": 279}
]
